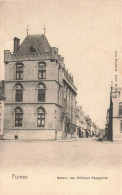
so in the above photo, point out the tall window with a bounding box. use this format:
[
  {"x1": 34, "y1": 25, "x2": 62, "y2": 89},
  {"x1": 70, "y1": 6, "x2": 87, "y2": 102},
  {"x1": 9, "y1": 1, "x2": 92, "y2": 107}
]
[
  {"x1": 119, "y1": 104, "x2": 122, "y2": 115},
  {"x1": 64, "y1": 85, "x2": 66, "y2": 99},
  {"x1": 37, "y1": 107, "x2": 45, "y2": 127},
  {"x1": 16, "y1": 64, "x2": 23, "y2": 80},
  {"x1": 120, "y1": 121, "x2": 122, "y2": 132},
  {"x1": 38, "y1": 83, "x2": 46, "y2": 102},
  {"x1": 16, "y1": 84, "x2": 23, "y2": 102},
  {"x1": 15, "y1": 107, "x2": 23, "y2": 127},
  {"x1": 38, "y1": 63, "x2": 46, "y2": 79}
]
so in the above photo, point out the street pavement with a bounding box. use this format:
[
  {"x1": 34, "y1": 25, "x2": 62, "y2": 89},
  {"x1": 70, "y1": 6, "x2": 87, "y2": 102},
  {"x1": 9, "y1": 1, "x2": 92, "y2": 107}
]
[
  {"x1": 0, "y1": 137, "x2": 121, "y2": 170},
  {"x1": 0, "y1": 137, "x2": 122, "y2": 195}
]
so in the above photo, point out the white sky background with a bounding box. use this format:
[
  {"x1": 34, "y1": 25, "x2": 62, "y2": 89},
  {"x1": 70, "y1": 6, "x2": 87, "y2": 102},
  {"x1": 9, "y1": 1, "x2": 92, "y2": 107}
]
[{"x1": 0, "y1": 0, "x2": 121, "y2": 128}]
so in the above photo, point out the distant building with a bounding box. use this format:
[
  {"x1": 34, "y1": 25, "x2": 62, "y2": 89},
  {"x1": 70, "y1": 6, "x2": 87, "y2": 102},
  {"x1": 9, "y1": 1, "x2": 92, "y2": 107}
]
[
  {"x1": 84, "y1": 115, "x2": 91, "y2": 137},
  {"x1": 105, "y1": 109, "x2": 109, "y2": 138},
  {"x1": 76, "y1": 106, "x2": 86, "y2": 138},
  {"x1": 0, "y1": 81, "x2": 5, "y2": 139},
  {"x1": 4, "y1": 33, "x2": 77, "y2": 140},
  {"x1": 90, "y1": 122, "x2": 95, "y2": 136},
  {"x1": 106, "y1": 86, "x2": 122, "y2": 141}
]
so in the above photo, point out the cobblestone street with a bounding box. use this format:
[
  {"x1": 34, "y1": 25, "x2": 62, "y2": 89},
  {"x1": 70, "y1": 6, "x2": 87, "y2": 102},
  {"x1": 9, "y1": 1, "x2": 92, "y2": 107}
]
[{"x1": 0, "y1": 138, "x2": 122, "y2": 195}]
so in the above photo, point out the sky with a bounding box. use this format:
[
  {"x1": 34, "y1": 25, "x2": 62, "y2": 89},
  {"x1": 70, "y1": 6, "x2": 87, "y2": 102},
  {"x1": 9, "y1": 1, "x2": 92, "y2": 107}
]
[{"x1": 0, "y1": 0, "x2": 121, "y2": 128}]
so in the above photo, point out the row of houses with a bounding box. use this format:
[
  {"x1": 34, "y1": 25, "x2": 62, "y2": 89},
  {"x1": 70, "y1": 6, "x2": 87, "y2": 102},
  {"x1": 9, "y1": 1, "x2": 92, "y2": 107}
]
[
  {"x1": 76, "y1": 106, "x2": 99, "y2": 138},
  {"x1": 0, "y1": 33, "x2": 99, "y2": 140},
  {"x1": 105, "y1": 84, "x2": 122, "y2": 142}
]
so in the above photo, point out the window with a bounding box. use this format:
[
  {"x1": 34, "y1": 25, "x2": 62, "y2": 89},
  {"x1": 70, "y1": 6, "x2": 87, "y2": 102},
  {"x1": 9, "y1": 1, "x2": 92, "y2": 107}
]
[
  {"x1": 38, "y1": 83, "x2": 46, "y2": 102},
  {"x1": 38, "y1": 63, "x2": 46, "y2": 79},
  {"x1": 37, "y1": 107, "x2": 45, "y2": 127},
  {"x1": 16, "y1": 84, "x2": 23, "y2": 102},
  {"x1": 120, "y1": 121, "x2": 122, "y2": 132},
  {"x1": 0, "y1": 103, "x2": 1, "y2": 115},
  {"x1": 119, "y1": 104, "x2": 122, "y2": 115},
  {"x1": 64, "y1": 85, "x2": 66, "y2": 99},
  {"x1": 15, "y1": 107, "x2": 23, "y2": 127},
  {"x1": 16, "y1": 64, "x2": 23, "y2": 80}
]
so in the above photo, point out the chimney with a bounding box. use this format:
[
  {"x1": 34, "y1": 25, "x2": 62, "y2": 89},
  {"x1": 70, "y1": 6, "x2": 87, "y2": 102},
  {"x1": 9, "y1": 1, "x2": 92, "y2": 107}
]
[{"x1": 14, "y1": 37, "x2": 20, "y2": 53}]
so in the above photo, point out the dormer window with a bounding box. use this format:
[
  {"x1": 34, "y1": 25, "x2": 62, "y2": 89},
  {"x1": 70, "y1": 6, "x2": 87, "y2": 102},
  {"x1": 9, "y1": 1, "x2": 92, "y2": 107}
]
[{"x1": 29, "y1": 45, "x2": 36, "y2": 52}]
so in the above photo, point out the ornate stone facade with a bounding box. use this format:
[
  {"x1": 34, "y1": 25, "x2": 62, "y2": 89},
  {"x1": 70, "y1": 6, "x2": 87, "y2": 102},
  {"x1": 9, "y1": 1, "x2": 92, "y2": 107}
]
[{"x1": 4, "y1": 34, "x2": 77, "y2": 140}]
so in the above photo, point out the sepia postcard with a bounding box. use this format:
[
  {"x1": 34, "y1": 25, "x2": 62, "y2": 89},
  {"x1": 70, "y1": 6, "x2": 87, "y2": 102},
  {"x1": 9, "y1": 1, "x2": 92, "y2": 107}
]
[{"x1": 0, "y1": 0, "x2": 122, "y2": 194}]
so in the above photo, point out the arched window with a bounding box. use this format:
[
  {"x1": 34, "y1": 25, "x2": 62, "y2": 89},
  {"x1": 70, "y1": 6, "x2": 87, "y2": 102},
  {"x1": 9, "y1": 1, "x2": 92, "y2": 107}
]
[
  {"x1": 16, "y1": 64, "x2": 23, "y2": 80},
  {"x1": 15, "y1": 107, "x2": 23, "y2": 127},
  {"x1": 38, "y1": 83, "x2": 46, "y2": 102},
  {"x1": 38, "y1": 62, "x2": 46, "y2": 79},
  {"x1": 119, "y1": 104, "x2": 122, "y2": 115},
  {"x1": 37, "y1": 107, "x2": 45, "y2": 127},
  {"x1": 15, "y1": 84, "x2": 23, "y2": 102}
]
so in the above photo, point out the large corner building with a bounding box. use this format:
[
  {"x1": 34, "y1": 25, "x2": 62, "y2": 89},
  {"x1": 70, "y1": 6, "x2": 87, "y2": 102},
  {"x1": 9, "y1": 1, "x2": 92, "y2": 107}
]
[{"x1": 4, "y1": 34, "x2": 77, "y2": 140}]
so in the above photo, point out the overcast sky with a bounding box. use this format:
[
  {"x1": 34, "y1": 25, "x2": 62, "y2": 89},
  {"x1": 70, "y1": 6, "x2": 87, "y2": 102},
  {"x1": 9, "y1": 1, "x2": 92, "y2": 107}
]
[{"x1": 0, "y1": 0, "x2": 121, "y2": 128}]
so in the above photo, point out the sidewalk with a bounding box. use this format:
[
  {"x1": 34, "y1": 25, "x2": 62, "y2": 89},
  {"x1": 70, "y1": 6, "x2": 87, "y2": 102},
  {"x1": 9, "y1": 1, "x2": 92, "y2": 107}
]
[
  {"x1": 56, "y1": 138, "x2": 77, "y2": 142},
  {"x1": 0, "y1": 138, "x2": 78, "y2": 142},
  {"x1": 102, "y1": 140, "x2": 122, "y2": 144},
  {"x1": 101, "y1": 138, "x2": 122, "y2": 144}
]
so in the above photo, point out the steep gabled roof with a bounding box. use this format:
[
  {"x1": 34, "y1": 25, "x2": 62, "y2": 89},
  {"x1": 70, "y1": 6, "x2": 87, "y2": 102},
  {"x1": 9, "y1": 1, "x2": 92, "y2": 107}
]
[{"x1": 17, "y1": 34, "x2": 51, "y2": 53}]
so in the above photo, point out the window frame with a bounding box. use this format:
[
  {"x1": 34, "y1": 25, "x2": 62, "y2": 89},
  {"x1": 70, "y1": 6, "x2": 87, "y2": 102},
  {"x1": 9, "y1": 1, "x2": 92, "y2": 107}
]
[
  {"x1": 15, "y1": 107, "x2": 23, "y2": 127},
  {"x1": 38, "y1": 83, "x2": 46, "y2": 102},
  {"x1": 120, "y1": 120, "x2": 122, "y2": 132},
  {"x1": 37, "y1": 107, "x2": 45, "y2": 127},
  {"x1": 15, "y1": 84, "x2": 23, "y2": 102},
  {"x1": 119, "y1": 104, "x2": 122, "y2": 115},
  {"x1": 16, "y1": 64, "x2": 23, "y2": 80},
  {"x1": 38, "y1": 62, "x2": 46, "y2": 79}
]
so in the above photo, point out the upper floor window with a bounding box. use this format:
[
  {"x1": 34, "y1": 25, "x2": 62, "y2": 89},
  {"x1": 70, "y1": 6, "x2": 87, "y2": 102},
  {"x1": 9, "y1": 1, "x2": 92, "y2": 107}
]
[
  {"x1": 15, "y1": 107, "x2": 23, "y2": 127},
  {"x1": 16, "y1": 64, "x2": 23, "y2": 80},
  {"x1": 64, "y1": 85, "x2": 66, "y2": 99},
  {"x1": 15, "y1": 84, "x2": 23, "y2": 102},
  {"x1": 38, "y1": 62, "x2": 46, "y2": 79},
  {"x1": 38, "y1": 83, "x2": 46, "y2": 102},
  {"x1": 119, "y1": 104, "x2": 122, "y2": 115},
  {"x1": 37, "y1": 107, "x2": 45, "y2": 127}
]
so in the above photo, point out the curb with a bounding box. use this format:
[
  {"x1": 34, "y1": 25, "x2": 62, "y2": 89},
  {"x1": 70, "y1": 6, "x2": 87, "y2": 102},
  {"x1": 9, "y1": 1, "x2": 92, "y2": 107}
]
[
  {"x1": 56, "y1": 139, "x2": 77, "y2": 142},
  {"x1": 102, "y1": 141, "x2": 122, "y2": 144},
  {"x1": 0, "y1": 139, "x2": 56, "y2": 142},
  {"x1": 0, "y1": 139, "x2": 78, "y2": 142}
]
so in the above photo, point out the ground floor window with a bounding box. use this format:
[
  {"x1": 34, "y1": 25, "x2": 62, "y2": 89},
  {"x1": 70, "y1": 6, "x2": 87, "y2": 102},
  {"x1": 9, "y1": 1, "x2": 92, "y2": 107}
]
[
  {"x1": 37, "y1": 107, "x2": 45, "y2": 127},
  {"x1": 15, "y1": 107, "x2": 23, "y2": 127},
  {"x1": 120, "y1": 120, "x2": 122, "y2": 132}
]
